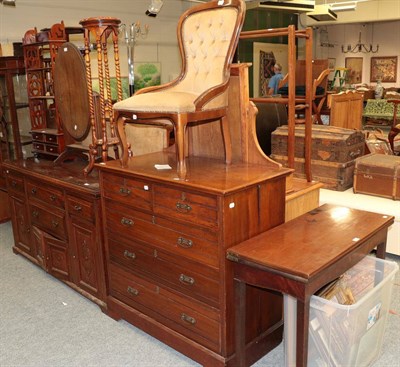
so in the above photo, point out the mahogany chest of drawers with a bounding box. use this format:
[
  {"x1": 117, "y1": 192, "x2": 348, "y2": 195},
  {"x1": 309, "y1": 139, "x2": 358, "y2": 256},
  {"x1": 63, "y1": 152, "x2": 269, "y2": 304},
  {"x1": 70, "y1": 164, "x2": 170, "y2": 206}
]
[{"x1": 98, "y1": 152, "x2": 291, "y2": 366}]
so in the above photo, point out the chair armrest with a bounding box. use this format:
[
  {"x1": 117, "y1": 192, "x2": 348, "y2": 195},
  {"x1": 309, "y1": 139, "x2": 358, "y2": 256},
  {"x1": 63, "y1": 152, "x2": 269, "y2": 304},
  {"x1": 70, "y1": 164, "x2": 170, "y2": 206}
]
[
  {"x1": 194, "y1": 80, "x2": 229, "y2": 110},
  {"x1": 312, "y1": 68, "x2": 332, "y2": 97},
  {"x1": 133, "y1": 75, "x2": 183, "y2": 96}
]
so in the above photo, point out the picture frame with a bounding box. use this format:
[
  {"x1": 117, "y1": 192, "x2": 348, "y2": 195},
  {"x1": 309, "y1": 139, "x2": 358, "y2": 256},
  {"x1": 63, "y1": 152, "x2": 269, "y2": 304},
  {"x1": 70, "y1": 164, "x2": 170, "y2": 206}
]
[
  {"x1": 328, "y1": 58, "x2": 336, "y2": 70},
  {"x1": 370, "y1": 56, "x2": 397, "y2": 83},
  {"x1": 252, "y1": 42, "x2": 289, "y2": 97},
  {"x1": 345, "y1": 57, "x2": 363, "y2": 84}
]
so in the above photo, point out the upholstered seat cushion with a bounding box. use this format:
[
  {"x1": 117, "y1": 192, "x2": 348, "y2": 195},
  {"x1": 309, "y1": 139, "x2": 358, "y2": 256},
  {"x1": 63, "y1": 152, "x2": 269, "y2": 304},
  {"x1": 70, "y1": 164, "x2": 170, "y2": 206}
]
[{"x1": 113, "y1": 90, "x2": 199, "y2": 113}]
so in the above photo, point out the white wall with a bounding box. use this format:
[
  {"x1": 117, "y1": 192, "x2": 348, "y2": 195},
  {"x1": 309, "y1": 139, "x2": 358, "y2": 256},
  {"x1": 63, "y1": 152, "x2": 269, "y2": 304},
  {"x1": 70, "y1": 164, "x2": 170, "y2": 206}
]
[
  {"x1": 312, "y1": 20, "x2": 400, "y2": 88},
  {"x1": 0, "y1": 0, "x2": 195, "y2": 83}
]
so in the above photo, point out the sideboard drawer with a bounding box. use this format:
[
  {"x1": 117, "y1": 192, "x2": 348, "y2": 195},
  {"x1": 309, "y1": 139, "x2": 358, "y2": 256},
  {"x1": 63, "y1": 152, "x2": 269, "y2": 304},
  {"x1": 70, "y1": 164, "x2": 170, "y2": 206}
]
[
  {"x1": 108, "y1": 264, "x2": 220, "y2": 352},
  {"x1": 153, "y1": 185, "x2": 218, "y2": 229},
  {"x1": 108, "y1": 237, "x2": 219, "y2": 305},
  {"x1": 29, "y1": 203, "x2": 67, "y2": 240},
  {"x1": 66, "y1": 195, "x2": 94, "y2": 221},
  {"x1": 6, "y1": 172, "x2": 24, "y2": 195},
  {"x1": 101, "y1": 172, "x2": 152, "y2": 211},
  {"x1": 27, "y1": 180, "x2": 64, "y2": 209}
]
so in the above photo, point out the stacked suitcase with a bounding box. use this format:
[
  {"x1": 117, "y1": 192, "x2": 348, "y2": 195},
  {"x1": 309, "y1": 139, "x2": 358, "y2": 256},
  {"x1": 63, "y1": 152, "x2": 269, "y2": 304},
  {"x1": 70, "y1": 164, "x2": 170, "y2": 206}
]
[{"x1": 271, "y1": 125, "x2": 365, "y2": 191}]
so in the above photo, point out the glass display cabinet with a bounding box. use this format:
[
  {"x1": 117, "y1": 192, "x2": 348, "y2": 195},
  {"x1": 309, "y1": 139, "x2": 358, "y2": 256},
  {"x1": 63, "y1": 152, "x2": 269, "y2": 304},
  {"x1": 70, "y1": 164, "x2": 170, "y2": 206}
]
[{"x1": 0, "y1": 56, "x2": 32, "y2": 162}]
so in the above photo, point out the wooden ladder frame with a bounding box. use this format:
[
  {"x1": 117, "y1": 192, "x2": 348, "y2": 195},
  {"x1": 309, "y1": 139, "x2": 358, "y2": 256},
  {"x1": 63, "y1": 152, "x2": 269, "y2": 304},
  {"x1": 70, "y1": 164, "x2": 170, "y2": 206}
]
[{"x1": 241, "y1": 25, "x2": 314, "y2": 182}]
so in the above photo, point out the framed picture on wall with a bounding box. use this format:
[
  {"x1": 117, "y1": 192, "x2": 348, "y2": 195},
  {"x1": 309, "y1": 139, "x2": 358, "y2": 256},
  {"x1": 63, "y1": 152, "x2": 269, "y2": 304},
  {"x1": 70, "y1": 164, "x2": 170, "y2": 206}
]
[
  {"x1": 252, "y1": 42, "x2": 289, "y2": 97},
  {"x1": 328, "y1": 58, "x2": 336, "y2": 70},
  {"x1": 370, "y1": 56, "x2": 397, "y2": 82},
  {"x1": 345, "y1": 57, "x2": 363, "y2": 84}
]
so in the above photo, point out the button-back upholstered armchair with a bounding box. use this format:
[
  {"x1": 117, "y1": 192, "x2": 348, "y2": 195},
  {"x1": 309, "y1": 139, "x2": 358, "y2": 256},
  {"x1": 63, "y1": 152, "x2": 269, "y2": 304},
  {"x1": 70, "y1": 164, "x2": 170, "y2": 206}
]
[{"x1": 113, "y1": 0, "x2": 245, "y2": 175}]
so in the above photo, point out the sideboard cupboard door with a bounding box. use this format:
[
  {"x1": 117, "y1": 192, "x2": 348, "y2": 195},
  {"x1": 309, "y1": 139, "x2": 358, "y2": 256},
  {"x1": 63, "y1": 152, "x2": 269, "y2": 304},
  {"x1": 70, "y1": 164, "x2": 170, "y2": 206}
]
[
  {"x1": 68, "y1": 217, "x2": 105, "y2": 301},
  {"x1": 42, "y1": 231, "x2": 70, "y2": 281},
  {"x1": 32, "y1": 225, "x2": 45, "y2": 268},
  {"x1": 9, "y1": 195, "x2": 33, "y2": 256}
]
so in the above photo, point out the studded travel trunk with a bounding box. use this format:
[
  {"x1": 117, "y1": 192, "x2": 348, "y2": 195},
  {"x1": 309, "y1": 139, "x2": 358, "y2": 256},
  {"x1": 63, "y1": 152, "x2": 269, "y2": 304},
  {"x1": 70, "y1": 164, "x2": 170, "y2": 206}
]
[
  {"x1": 271, "y1": 125, "x2": 365, "y2": 191},
  {"x1": 354, "y1": 153, "x2": 400, "y2": 200}
]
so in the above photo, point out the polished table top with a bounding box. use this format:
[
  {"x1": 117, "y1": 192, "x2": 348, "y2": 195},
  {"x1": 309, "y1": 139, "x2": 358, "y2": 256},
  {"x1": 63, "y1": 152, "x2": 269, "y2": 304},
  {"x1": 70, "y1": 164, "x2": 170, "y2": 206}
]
[{"x1": 227, "y1": 204, "x2": 394, "y2": 281}]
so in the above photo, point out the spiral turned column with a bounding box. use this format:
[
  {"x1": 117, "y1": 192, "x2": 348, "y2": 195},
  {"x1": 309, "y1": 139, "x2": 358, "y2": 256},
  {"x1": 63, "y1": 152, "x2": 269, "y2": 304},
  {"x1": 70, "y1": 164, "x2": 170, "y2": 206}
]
[{"x1": 79, "y1": 17, "x2": 122, "y2": 171}]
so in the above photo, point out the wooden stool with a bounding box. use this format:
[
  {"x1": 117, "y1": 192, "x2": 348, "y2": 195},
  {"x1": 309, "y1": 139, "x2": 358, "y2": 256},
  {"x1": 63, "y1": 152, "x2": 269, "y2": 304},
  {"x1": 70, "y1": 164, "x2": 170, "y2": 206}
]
[{"x1": 227, "y1": 204, "x2": 393, "y2": 367}]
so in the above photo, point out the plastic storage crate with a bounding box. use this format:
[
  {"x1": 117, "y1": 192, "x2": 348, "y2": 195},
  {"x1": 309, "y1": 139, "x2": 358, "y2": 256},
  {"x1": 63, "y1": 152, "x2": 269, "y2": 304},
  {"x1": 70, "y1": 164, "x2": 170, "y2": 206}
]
[{"x1": 308, "y1": 256, "x2": 398, "y2": 367}]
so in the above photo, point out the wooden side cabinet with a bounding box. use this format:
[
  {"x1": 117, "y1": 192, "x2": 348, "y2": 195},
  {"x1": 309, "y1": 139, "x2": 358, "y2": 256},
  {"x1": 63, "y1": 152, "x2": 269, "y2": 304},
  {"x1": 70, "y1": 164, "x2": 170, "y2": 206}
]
[{"x1": 4, "y1": 159, "x2": 107, "y2": 309}]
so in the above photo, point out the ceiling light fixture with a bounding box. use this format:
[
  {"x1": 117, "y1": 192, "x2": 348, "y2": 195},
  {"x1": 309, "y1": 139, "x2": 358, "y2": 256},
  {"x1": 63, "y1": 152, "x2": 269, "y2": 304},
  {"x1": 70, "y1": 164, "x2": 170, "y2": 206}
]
[
  {"x1": 0, "y1": 0, "x2": 16, "y2": 6},
  {"x1": 146, "y1": 0, "x2": 164, "y2": 17},
  {"x1": 307, "y1": 4, "x2": 337, "y2": 21},
  {"x1": 329, "y1": 1, "x2": 356, "y2": 11},
  {"x1": 341, "y1": 30, "x2": 379, "y2": 53}
]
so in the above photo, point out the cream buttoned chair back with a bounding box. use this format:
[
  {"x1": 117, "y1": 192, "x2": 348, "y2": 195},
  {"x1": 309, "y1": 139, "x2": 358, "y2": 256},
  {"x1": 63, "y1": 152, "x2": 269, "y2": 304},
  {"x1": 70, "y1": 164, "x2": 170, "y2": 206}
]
[{"x1": 114, "y1": 0, "x2": 245, "y2": 175}]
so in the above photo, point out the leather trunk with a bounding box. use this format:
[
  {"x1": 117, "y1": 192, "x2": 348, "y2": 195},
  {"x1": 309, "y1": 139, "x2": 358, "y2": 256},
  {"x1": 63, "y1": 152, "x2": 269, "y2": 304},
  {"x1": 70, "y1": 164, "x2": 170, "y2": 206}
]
[
  {"x1": 271, "y1": 125, "x2": 365, "y2": 162},
  {"x1": 271, "y1": 125, "x2": 365, "y2": 191},
  {"x1": 271, "y1": 154, "x2": 355, "y2": 191},
  {"x1": 354, "y1": 153, "x2": 400, "y2": 200}
]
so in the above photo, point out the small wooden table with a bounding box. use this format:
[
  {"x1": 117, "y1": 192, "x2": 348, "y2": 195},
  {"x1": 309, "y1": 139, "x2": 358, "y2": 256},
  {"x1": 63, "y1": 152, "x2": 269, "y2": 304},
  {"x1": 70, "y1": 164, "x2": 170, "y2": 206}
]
[{"x1": 227, "y1": 204, "x2": 394, "y2": 367}]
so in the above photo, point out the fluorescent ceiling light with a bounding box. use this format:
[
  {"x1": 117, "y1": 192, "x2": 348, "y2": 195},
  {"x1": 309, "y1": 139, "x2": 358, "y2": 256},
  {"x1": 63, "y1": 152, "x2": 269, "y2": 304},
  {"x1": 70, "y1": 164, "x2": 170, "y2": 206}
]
[
  {"x1": 0, "y1": 0, "x2": 16, "y2": 6},
  {"x1": 329, "y1": 1, "x2": 356, "y2": 11},
  {"x1": 258, "y1": 0, "x2": 315, "y2": 13}
]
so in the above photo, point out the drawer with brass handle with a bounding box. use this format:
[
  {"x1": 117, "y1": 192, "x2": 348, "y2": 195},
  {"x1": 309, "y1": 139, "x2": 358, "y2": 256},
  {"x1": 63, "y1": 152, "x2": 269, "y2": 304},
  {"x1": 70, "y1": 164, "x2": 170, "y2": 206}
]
[
  {"x1": 27, "y1": 180, "x2": 64, "y2": 209},
  {"x1": 108, "y1": 264, "x2": 220, "y2": 352},
  {"x1": 29, "y1": 203, "x2": 66, "y2": 240},
  {"x1": 153, "y1": 185, "x2": 218, "y2": 230},
  {"x1": 105, "y1": 199, "x2": 219, "y2": 268},
  {"x1": 101, "y1": 172, "x2": 152, "y2": 210},
  {"x1": 5, "y1": 173, "x2": 24, "y2": 195},
  {"x1": 108, "y1": 237, "x2": 219, "y2": 306},
  {"x1": 66, "y1": 195, "x2": 94, "y2": 221}
]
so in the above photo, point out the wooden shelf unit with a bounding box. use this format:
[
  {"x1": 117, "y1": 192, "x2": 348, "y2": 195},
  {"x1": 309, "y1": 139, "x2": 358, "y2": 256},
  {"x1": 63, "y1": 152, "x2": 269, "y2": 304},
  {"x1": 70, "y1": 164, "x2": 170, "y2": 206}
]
[{"x1": 22, "y1": 22, "x2": 81, "y2": 159}]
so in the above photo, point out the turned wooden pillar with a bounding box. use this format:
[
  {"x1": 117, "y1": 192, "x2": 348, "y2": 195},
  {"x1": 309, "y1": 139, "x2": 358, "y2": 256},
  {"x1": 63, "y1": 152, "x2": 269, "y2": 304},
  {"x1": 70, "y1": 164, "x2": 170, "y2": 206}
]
[{"x1": 79, "y1": 17, "x2": 123, "y2": 170}]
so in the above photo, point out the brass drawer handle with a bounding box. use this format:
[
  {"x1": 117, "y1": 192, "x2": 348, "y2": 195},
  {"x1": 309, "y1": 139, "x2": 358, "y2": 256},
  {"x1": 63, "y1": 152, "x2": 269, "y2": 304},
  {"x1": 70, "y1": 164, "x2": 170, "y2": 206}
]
[
  {"x1": 50, "y1": 195, "x2": 56, "y2": 201},
  {"x1": 124, "y1": 250, "x2": 136, "y2": 260},
  {"x1": 73, "y1": 205, "x2": 82, "y2": 212},
  {"x1": 31, "y1": 188, "x2": 37, "y2": 194},
  {"x1": 179, "y1": 274, "x2": 195, "y2": 285},
  {"x1": 127, "y1": 286, "x2": 139, "y2": 296},
  {"x1": 121, "y1": 217, "x2": 134, "y2": 226},
  {"x1": 181, "y1": 313, "x2": 196, "y2": 325},
  {"x1": 32, "y1": 210, "x2": 39, "y2": 218},
  {"x1": 176, "y1": 202, "x2": 192, "y2": 213},
  {"x1": 119, "y1": 187, "x2": 131, "y2": 196},
  {"x1": 177, "y1": 237, "x2": 193, "y2": 249},
  {"x1": 350, "y1": 149, "x2": 361, "y2": 158},
  {"x1": 51, "y1": 220, "x2": 59, "y2": 228}
]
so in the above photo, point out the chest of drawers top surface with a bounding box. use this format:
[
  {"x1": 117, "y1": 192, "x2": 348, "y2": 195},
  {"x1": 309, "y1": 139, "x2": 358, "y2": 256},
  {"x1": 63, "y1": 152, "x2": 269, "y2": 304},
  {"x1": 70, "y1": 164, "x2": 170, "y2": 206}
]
[{"x1": 97, "y1": 152, "x2": 291, "y2": 194}]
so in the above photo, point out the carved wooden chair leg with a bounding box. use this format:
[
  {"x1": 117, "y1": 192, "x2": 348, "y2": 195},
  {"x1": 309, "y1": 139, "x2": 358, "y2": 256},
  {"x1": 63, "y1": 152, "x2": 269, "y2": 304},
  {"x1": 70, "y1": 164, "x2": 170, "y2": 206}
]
[
  {"x1": 221, "y1": 115, "x2": 232, "y2": 164},
  {"x1": 116, "y1": 115, "x2": 129, "y2": 167},
  {"x1": 174, "y1": 115, "x2": 188, "y2": 175}
]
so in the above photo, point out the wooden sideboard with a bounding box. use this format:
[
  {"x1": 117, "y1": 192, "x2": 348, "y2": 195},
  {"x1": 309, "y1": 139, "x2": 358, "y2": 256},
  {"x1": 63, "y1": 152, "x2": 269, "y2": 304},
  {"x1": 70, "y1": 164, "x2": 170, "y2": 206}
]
[
  {"x1": 3, "y1": 159, "x2": 107, "y2": 308},
  {"x1": 98, "y1": 152, "x2": 292, "y2": 366}
]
